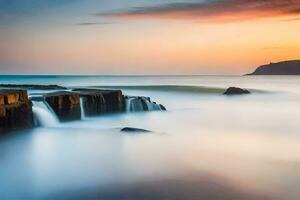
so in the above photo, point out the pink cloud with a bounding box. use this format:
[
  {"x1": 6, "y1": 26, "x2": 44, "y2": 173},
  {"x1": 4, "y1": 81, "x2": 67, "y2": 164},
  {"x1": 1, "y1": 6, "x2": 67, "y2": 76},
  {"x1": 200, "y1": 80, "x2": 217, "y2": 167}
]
[{"x1": 97, "y1": 0, "x2": 300, "y2": 23}]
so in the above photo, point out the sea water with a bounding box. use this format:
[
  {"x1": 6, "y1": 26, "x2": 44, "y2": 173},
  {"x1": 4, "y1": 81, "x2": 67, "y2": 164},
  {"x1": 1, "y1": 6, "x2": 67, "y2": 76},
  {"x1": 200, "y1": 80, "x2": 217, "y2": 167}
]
[{"x1": 0, "y1": 75, "x2": 300, "y2": 199}]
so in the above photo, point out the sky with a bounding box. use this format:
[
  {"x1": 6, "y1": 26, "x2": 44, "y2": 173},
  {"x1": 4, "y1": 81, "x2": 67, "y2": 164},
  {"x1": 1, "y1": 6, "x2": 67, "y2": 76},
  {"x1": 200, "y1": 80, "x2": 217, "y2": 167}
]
[{"x1": 0, "y1": 0, "x2": 300, "y2": 75}]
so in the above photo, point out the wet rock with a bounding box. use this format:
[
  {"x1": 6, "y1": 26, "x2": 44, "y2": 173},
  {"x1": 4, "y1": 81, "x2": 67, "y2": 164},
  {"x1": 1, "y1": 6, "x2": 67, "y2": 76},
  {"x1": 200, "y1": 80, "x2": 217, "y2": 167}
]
[
  {"x1": 121, "y1": 127, "x2": 151, "y2": 133},
  {"x1": 224, "y1": 87, "x2": 250, "y2": 95},
  {"x1": 125, "y1": 96, "x2": 166, "y2": 111},
  {"x1": 126, "y1": 97, "x2": 148, "y2": 111},
  {"x1": 159, "y1": 104, "x2": 167, "y2": 111},
  {"x1": 0, "y1": 84, "x2": 66, "y2": 90},
  {"x1": 139, "y1": 97, "x2": 149, "y2": 111},
  {"x1": 0, "y1": 90, "x2": 34, "y2": 133},
  {"x1": 42, "y1": 91, "x2": 81, "y2": 121},
  {"x1": 73, "y1": 89, "x2": 125, "y2": 116}
]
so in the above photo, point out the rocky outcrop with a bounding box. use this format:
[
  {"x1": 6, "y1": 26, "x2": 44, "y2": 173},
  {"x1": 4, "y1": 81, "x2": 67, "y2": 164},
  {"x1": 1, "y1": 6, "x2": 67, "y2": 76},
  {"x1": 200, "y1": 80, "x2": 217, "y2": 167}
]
[
  {"x1": 0, "y1": 84, "x2": 66, "y2": 90},
  {"x1": 31, "y1": 92, "x2": 81, "y2": 122},
  {"x1": 73, "y1": 89, "x2": 125, "y2": 116},
  {"x1": 45, "y1": 92, "x2": 81, "y2": 121},
  {"x1": 0, "y1": 85, "x2": 166, "y2": 132},
  {"x1": 0, "y1": 90, "x2": 34, "y2": 133},
  {"x1": 224, "y1": 87, "x2": 250, "y2": 95},
  {"x1": 30, "y1": 89, "x2": 126, "y2": 121},
  {"x1": 159, "y1": 104, "x2": 167, "y2": 111},
  {"x1": 247, "y1": 60, "x2": 300, "y2": 75},
  {"x1": 125, "y1": 96, "x2": 166, "y2": 112}
]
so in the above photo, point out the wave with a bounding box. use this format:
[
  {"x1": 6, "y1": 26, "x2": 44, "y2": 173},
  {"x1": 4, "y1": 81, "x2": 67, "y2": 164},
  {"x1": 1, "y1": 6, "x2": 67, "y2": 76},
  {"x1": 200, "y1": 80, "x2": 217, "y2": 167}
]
[
  {"x1": 89, "y1": 85, "x2": 266, "y2": 94},
  {"x1": 89, "y1": 85, "x2": 227, "y2": 94}
]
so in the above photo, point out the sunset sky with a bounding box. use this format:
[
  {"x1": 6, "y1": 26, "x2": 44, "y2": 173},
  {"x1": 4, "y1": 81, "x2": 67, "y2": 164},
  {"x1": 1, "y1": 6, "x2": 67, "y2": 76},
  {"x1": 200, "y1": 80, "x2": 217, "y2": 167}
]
[{"x1": 0, "y1": 0, "x2": 300, "y2": 75}]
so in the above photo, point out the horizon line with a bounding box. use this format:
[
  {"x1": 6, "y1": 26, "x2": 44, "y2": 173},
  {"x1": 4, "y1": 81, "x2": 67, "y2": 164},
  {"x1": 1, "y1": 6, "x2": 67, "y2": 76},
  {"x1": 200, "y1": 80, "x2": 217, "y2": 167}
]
[{"x1": 0, "y1": 74, "x2": 245, "y2": 77}]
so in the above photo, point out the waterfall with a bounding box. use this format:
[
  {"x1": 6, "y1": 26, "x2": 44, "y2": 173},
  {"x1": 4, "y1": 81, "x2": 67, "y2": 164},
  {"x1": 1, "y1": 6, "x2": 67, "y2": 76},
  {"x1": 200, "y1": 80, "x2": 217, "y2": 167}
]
[
  {"x1": 141, "y1": 97, "x2": 161, "y2": 111},
  {"x1": 125, "y1": 96, "x2": 163, "y2": 112},
  {"x1": 32, "y1": 101, "x2": 59, "y2": 127},
  {"x1": 142, "y1": 97, "x2": 153, "y2": 110},
  {"x1": 126, "y1": 98, "x2": 132, "y2": 111},
  {"x1": 152, "y1": 102, "x2": 162, "y2": 111},
  {"x1": 126, "y1": 97, "x2": 144, "y2": 112},
  {"x1": 80, "y1": 97, "x2": 86, "y2": 119}
]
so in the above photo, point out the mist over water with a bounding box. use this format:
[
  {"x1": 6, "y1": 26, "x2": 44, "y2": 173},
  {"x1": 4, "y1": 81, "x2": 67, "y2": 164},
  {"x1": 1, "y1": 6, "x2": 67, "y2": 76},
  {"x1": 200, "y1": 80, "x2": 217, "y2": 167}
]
[{"x1": 1, "y1": 75, "x2": 300, "y2": 199}]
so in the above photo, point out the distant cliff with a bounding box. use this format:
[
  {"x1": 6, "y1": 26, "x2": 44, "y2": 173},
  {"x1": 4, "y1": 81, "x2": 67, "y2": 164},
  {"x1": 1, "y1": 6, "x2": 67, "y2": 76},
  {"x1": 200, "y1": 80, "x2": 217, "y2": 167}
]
[{"x1": 247, "y1": 60, "x2": 300, "y2": 75}]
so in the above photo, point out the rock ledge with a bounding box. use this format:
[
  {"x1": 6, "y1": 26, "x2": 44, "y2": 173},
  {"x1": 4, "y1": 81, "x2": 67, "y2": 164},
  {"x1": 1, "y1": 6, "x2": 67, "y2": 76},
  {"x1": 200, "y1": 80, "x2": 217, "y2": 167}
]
[{"x1": 0, "y1": 90, "x2": 34, "y2": 133}]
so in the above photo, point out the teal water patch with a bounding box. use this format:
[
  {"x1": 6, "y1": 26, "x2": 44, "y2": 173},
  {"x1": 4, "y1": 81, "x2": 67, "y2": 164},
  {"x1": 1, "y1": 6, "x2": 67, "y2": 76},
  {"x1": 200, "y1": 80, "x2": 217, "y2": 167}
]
[
  {"x1": 90, "y1": 85, "x2": 226, "y2": 94},
  {"x1": 89, "y1": 85, "x2": 267, "y2": 94}
]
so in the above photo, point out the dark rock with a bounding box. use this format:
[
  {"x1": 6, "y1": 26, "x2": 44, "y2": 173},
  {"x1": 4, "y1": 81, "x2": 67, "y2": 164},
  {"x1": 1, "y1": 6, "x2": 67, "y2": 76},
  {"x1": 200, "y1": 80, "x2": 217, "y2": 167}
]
[
  {"x1": 0, "y1": 90, "x2": 34, "y2": 133},
  {"x1": 121, "y1": 127, "x2": 151, "y2": 133},
  {"x1": 224, "y1": 87, "x2": 250, "y2": 95},
  {"x1": 73, "y1": 89, "x2": 125, "y2": 116},
  {"x1": 42, "y1": 91, "x2": 81, "y2": 121},
  {"x1": 140, "y1": 97, "x2": 149, "y2": 111},
  {"x1": 126, "y1": 96, "x2": 148, "y2": 111},
  {"x1": 159, "y1": 104, "x2": 167, "y2": 111},
  {"x1": 0, "y1": 84, "x2": 67, "y2": 90},
  {"x1": 247, "y1": 60, "x2": 300, "y2": 75},
  {"x1": 125, "y1": 96, "x2": 166, "y2": 111}
]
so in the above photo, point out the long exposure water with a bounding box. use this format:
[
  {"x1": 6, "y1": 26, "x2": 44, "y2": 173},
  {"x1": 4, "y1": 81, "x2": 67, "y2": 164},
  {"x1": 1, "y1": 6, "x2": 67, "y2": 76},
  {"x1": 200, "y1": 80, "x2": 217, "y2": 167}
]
[{"x1": 0, "y1": 75, "x2": 300, "y2": 199}]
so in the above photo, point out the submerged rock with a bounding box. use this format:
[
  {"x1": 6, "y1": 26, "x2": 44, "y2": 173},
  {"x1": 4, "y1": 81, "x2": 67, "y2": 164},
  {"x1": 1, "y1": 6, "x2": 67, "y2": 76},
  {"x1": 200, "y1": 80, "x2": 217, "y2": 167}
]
[
  {"x1": 224, "y1": 87, "x2": 250, "y2": 95},
  {"x1": 121, "y1": 127, "x2": 152, "y2": 133},
  {"x1": 0, "y1": 90, "x2": 34, "y2": 133}
]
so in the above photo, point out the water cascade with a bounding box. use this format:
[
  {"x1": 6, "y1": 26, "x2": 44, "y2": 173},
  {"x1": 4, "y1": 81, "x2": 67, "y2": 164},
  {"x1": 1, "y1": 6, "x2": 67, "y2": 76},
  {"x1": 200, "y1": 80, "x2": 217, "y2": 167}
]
[
  {"x1": 32, "y1": 100, "x2": 60, "y2": 127},
  {"x1": 80, "y1": 97, "x2": 86, "y2": 119},
  {"x1": 125, "y1": 96, "x2": 164, "y2": 112}
]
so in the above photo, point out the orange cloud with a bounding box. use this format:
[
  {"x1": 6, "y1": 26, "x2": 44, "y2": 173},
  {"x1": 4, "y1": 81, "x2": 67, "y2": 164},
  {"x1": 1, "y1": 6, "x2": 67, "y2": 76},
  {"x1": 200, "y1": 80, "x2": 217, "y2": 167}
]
[{"x1": 98, "y1": 0, "x2": 300, "y2": 23}]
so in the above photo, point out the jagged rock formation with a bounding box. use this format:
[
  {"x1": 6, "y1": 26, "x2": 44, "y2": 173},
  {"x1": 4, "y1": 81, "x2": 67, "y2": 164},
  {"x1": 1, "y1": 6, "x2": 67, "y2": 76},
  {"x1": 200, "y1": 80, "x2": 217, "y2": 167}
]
[
  {"x1": 224, "y1": 87, "x2": 250, "y2": 95},
  {"x1": 73, "y1": 89, "x2": 125, "y2": 116},
  {"x1": 159, "y1": 104, "x2": 167, "y2": 111},
  {"x1": 0, "y1": 90, "x2": 34, "y2": 133},
  {"x1": 125, "y1": 96, "x2": 166, "y2": 111},
  {"x1": 247, "y1": 60, "x2": 300, "y2": 75}
]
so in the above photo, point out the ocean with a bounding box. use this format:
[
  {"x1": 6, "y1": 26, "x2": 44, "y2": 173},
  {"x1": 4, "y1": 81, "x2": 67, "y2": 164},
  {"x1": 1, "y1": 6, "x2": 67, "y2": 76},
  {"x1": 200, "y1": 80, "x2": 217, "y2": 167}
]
[{"x1": 1, "y1": 75, "x2": 300, "y2": 199}]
